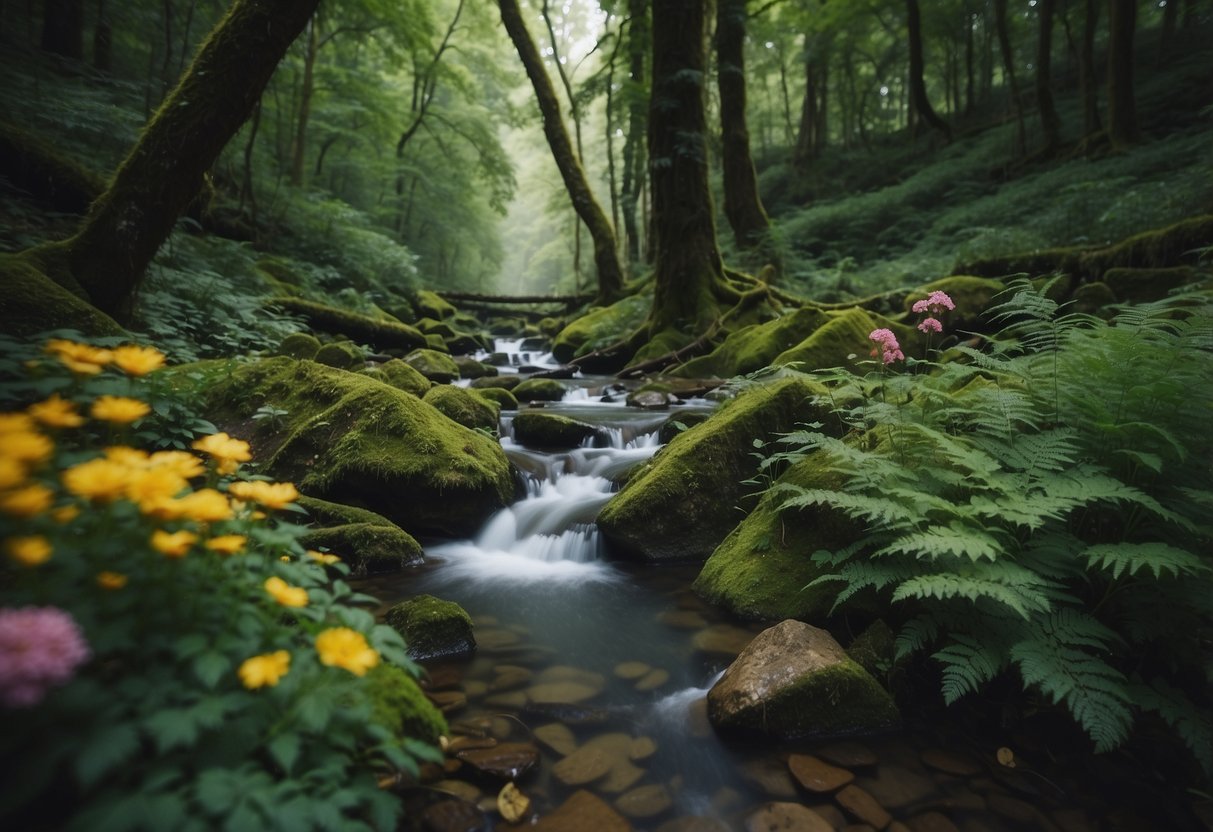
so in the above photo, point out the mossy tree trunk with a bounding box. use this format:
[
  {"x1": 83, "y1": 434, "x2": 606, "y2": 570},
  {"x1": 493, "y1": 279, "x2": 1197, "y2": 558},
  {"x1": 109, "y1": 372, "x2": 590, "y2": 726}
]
[
  {"x1": 1035, "y1": 0, "x2": 1062, "y2": 153},
  {"x1": 42, "y1": 0, "x2": 85, "y2": 59},
  {"x1": 498, "y1": 0, "x2": 624, "y2": 305},
  {"x1": 1079, "y1": 0, "x2": 1102, "y2": 136},
  {"x1": 906, "y1": 0, "x2": 951, "y2": 142},
  {"x1": 994, "y1": 0, "x2": 1026, "y2": 155},
  {"x1": 792, "y1": 33, "x2": 821, "y2": 168},
  {"x1": 716, "y1": 0, "x2": 771, "y2": 253},
  {"x1": 619, "y1": 0, "x2": 649, "y2": 267},
  {"x1": 1106, "y1": 0, "x2": 1140, "y2": 150},
  {"x1": 289, "y1": 13, "x2": 318, "y2": 188},
  {"x1": 61, "y1": 0, "x2": 320, "y2": 319}
]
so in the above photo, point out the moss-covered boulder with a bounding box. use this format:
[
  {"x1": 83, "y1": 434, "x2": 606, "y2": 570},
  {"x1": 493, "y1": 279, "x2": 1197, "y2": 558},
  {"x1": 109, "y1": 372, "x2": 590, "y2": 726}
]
[
  {"x1": 416, "y1": 317, "x2": 456, "y2": 338},
  {"x1": 385, "y1": 595, "x2": 476, "y2": 662},
  {"x1": 206, "y1": 357, "x2": 513, "y2": 536},
  {"x1": 453, "y1": 356, "x2": 498, "y2": 379},
  {"x1": 299, "y1": 522, "x2": 422, "y2": 574},
  {"x1": 412, "y1": 289, "x2": 457, "y2": 320},
  {"x1": 365, "y1": 664, "x2": 447, "y2": 745},
  {"x1": 671, "y1": 307, "x2": 831, "y2": 379},
  {"x1": 471, "y1": 387, "x2": 518, "y2": 411},
  {"x1": 552, "y1": 295, "x2": 650, "y2": 363},
  {"x1": 359, "y1": 359, "x2": 430, "y2": 398},
  {"x1": 598, "y1": 376, "x2": 829, "y2": 563},
  {"x1": 1102, "y1": 266, "x2": 1199, "y2": 304},
  {"x1": 470, "y1": 375, "x2": 523, "y2": 391},
  {"x1": 0, "y1": 249, "x2": 125, "y2": 339},
  {"x1": 512, "y1": 411, "x2": 599, "y2": 449},
  {"x1": 903, "y1": 276, "x2": 1005, "y2": 332},
  {"x1": 403, "y1": 348, "x2": 460, "y2": 383},
  {"x1": 657, "y1": 411, "x2": 712, "y2": 445},
  {"x1": 707, "y1": 620, "x2": 899, "y2": 740},
  {"x1": 772, "y1": 308, "x2": 914, "y2": 372},
  {"x1": 267, "y1": 297, "x2": 427, "y2": 352},
  {"x1": 513, "y1": 378, "x2": 567, "y2": 403},
  {"x1": 1072, "y1": 281, "x2": 1117, "y2": 316},
  {"x1": 423, "y1": 334, "x2": 448, "y2": 352},
  {"x1": 693, "y1": 453, "x2": 855, "y2": 620},
  {"x1": 423, "y1": 385, "x2": 500, "y2": 432},
  {"x1": 296, "y1": 495, "x2": 397, "y2": 527},
  {"x1": 314, "y1": 340, "x2": 365, "y2": 370},
  {"x1": 275, "y1": 332, "x2": 321, "y2": 360}
]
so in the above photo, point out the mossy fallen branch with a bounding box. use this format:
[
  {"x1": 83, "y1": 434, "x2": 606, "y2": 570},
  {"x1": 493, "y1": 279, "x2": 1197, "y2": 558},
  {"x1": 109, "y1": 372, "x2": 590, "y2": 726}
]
[{"x1": 266, "y1": 297, "x2": 426, "y2": 352}]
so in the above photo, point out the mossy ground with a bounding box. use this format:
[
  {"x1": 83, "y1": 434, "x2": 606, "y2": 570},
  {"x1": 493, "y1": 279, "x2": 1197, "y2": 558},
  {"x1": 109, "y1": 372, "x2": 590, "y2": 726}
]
[{"x1": 551, "y1": 294, "x2": 650, "y2": 363}]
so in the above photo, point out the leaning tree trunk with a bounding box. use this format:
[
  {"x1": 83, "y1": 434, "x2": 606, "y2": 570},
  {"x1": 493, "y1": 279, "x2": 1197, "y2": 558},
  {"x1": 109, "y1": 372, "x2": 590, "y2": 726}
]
[
  {"x1": 994, "y1": 0, "x2": 1027, "y2": 155},
  {"x1": 42, "y1": 0, "x2": 85, "y2": 59},
  {"x1": 906, "y1": 0, "x2": 951, "y2": 141},
  {"x1": 1035, "y1": 0, "x2": 1062, "y2": 153},
  {"x1": 716, "y1": 0, "x2": 771, "y2": 252},
  {"x1": 1106, "y1": 0, "x2": 1139, "y2": 150},
  {"x1": 1079, "y1": 0, "x2": 1101, "y2": 135},
  {"x1": 64, "y1": 0, "x2": 321, "y2": 318},
  {"x1": 498, "y1": 0, "x2": 624, "y2": 304}
]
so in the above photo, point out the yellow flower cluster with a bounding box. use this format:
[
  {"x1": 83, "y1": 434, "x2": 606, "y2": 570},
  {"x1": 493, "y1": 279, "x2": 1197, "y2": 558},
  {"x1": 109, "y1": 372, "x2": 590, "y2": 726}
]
[
  {"x1": 314, "y1": 628, "x2": 380, "y2": 677},
  {"x1": 265, "y1": 576, "x2": 309, "y2": 608},
  {"x1": 238, "y1": 650, "x2": 291, "y2": 689},
  {"x1": 227, "y1": 481, "x2": 298, "y2": 510},
  {"x1": 44, "y1": 340, "x2": 166, "y2": 377},
  {"x1": 192, "y1": 433, "x2": 251, "y2": 475}
]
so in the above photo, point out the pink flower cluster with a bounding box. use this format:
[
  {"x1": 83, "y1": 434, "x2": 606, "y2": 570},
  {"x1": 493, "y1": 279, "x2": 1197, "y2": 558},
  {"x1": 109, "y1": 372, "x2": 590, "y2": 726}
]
[
  {"x1": 0, "y1": 606, "x2": 90, "y2": 708},
  {"x1": 911, "y1": 290, "x2": 955, "y2": 335},
  {"x1": 868, "y1": 328, "x2": 905, "y2": 364}
]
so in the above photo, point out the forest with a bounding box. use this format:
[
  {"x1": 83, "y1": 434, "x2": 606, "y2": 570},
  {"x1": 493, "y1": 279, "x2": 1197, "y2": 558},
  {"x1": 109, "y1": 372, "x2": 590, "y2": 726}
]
[{"x1": 0, "y1": 0, "x2": 1211, "y2": 830}]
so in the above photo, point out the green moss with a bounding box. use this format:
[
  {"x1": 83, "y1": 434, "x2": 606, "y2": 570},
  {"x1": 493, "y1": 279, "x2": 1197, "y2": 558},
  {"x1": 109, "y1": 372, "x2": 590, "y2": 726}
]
[
  {"x1": 954, "y1": 247, "x2": 1082, "y2": 280},
  {"x1": 657, "y1": 411, "x2": 711, "y2": 444},
  {"x1": 552, "y1": 294, "x2": 650, "y2": 363},
  {"x1": 266, "y1": 297, "x2": 427, "y2": 352},
  {"x1": 0, "y1": 249, "x2": 125, "y2": 339},
  {"x1": 672, "y1": 307, "x2": 832, "y2": 379},
  {"x1": 403, "y1": 349, "x2": 460, "y2": 383},
  {"x1": 205, "y1": 357, "x2": 513, "y2": 536},
  {"x1": 274, "y1": 332, "x2": 321, "y2": 360},
  {"x1": 314, "y1": 340, "x2": 365, "y2": 370},
  {"x1": 631, "y1": 328, "x2": 693, "y2": 364},
  {"x1": 379, "y1": 300, "x2": 417, "y2": 325},
  {"x1": 513, "y1": 378, "x2": 567, "y2": 403},
  {"x1": 423, "y1": 385, "x2": 500, "y2": 432},
  {"x1": 537, "y1": 317, "x2": 565, "y2": 337},
  {"x1": 296, "y1": 495, "x2": 396, "y2": 527},
  {"x1": 412, "y1": 289, "x2": 457, "y2": 320},
  {"x1": 416, "y1": 318, "x2": 455, "y2": 337},
  {"x1": 385, "y1": 594, "x2": 476, "y2": 661},
  {"x1": 423, "y1": 334, "x2": 448, "y2": 352},
  {"x1": 453, "y1": 357, "x2": 497, "y2": 380},
  {"x1": 1072, "y1": 281, "x2": 1118, "y2": 316},
  {"x1": 1102, "y1": 267, "x2": 1200, "y2": 304},
  {"x1": 299, "y1": 522, "x2": 423, "y2": 575},
  {"x1": 364, "y1": 664, "x2": 447, "y2": 745},
  {"x1": 903, "y1": 276, "x2": 1005, "y2": 331},
  {"x1": 847, "y1": 620, "x2": 895, "y2": 679},
  {"x1": 512, "y1": 411, "x2": 599, "y2": 449},
  {"x1": 772, "y1": 308, "x2": 912, "y2": 372},
  {"x1": 359, "y1": 359, "x2": 430, "y2": 398},
  {"x1": 470, "y1": 375, "x2": 522, "y2": 391},
  {"x1": 1079, "y1": 214, "x2": 1213, "y2": 277},
  {"x1": 471, "y1": 387, "x2": 518, "y2": 411},
  {"x1": 598, "y1": 376, "x2": 830, "y2": 563},
  {"x1": 255, "y1": 256, "x2": 306, "y2": 287}
]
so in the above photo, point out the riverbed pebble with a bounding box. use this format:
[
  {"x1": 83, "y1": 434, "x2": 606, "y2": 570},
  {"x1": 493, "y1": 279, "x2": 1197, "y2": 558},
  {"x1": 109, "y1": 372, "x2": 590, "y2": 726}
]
[
  {"x1": 531, "y1": 789, "x2": 632, "y2": 832},
  {"x1": 815, "y1": 741, "x2": 879, "y2": 768},
  {"x1": 744, "y1": 801, "x2": 834, "y2": 832},
  {"x1": 534, "y1": 722, "x2": 578, "y2": 756},
  {"x1": 455, "y1": 742, "x2": 539, "y2": 781},
  {"x1": 836, "y1": 784, "x2": 892, "y2": 829},
  {"x1": 615, "y1": 784, "x2": 674, "y2": 819},
  {"x1": 788, "y1": 753, "x2": 856, "y2": 793},
  {"x1": 635, "y1": 668, "x2": 670, "y2": 691},
  {"x1": 920, "y1": 749, "x2": 982, "y2": 777},
  {"x1": 614, "y1": 660, "x2": 652, "y2": 680}
]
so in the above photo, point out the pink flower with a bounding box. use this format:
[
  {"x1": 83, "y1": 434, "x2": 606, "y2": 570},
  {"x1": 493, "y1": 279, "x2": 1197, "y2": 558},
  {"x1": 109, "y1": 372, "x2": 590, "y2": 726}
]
[
  {"x1": 868, "y1": 329, "x2": 905, "y2": 364},
  {"x1": 0, "y1": 606, "x2": 90, "y2": 707},
  {"x1": 911, "y1": 290, "x2": 956, "y2": 315},
  {"x1": 917, "y1": 317, "x2": 943, "y2": 334}
]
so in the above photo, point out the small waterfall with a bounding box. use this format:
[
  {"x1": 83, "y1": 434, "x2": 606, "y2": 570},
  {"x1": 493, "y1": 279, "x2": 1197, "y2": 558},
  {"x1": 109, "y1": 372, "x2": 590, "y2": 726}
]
[{"x1": 476, "y1": 337, "x2": 560, "y2": 372}]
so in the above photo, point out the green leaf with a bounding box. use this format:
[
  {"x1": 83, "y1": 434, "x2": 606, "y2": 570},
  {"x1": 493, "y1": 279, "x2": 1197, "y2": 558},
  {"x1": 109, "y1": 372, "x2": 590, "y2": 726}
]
[
  {"x1": 267, "y1": 732, "x2": 301, "y2": 775},
  {"x1": 144, "y1": 708, "x2": 199, "y2": 753},
  {"x1": 75, "y1": 723, "x2": 140, "y2": 789},
  {"x1": 194, "y1": 650, "x2": 231, "y2": 689},
  {"x1": 1082, "y1": 542, "x2": 1209, "y2": 580}
]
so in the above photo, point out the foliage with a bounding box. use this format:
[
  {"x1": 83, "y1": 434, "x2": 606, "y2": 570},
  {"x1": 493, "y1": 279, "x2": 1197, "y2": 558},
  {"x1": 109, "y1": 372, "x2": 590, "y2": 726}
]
[
  {"x1": 764, "y1": 283, "x2": 1213, "y2": 773},
  {"x1": 0, "y1": 336, "x2": 440, "y2": 830}
]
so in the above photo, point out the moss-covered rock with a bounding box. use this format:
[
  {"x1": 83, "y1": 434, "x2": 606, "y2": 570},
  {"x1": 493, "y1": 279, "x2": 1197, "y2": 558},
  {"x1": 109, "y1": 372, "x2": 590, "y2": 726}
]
[
  {"x1": 0, "y1": 249, "x2": 125, "y2": 339},
  {"x1": 385, "y1": 595, "x2": 476, "y2": 662},
  {"x1": 657, "y1": 411, "x2": 712, "y2": 445},
  {"x1": 412, "y1": 289, "x2": 457, "y2": 320},
  {"x1": 266, "y1": 297, "x2": 427, "y2": 352},
  {"x1": 403, "y1": 349, "x2": 460, "y2": 383},
  {"x1": 416, "y1": 317, "x2": 456, "y2": 337},
  {"x1": 444, "y1": 332, "x2": 488, "y2": 356},
  {"x1": 903, "y1": 276, "x2": 1005, "y2": 332},
  {"x1": 359, "y1": 359, "x2": 431, "y2": 398},
  {"x1": 471, "y1": 387, "x2": 519, "y2": 411},
  {"x1": 772, "y1": 308, "x2": 914, "y2": 372},
  {"x1": 470, "y1": 375, "x2": 523, "y2": 391},
  {"x1": 453, "y1": 356, "x2": 498, "y2": 379},
  {"x1": 1072, "y1": 281, "x2": 1118, "y2": 316},
  {"x1": 423, "y1": 385, "x2": 500, "y2": 432},
  {"x1": 512, "y1": 411, "x2": 599, "y2": 449},
  {"x1": 846, "y1": 620, "x2": 895, "y2": 679},
  {"x1": 513, "y1": 378, "x2": 567, "y2": 403},
  {"x1": 205, "y1": 357, "x2": 513, "y2": 536},
  {"x1": 314, "y1": 340, "x2": 365, "y2": 370},
  {"x1": 552, "y1": 295, "x2": 650, "y2": 363},
  {"x1": 954, "y1": 247, "x2": 1082, "y2": 281},
  {"x1": 598, "y1": 376, "x2": 829, "y2": 563},
  {"x1": 423, "y1": 334, "x2": 448, "y2": 352},
  {"x1": 364, "y1": 664, "x2": 447, "y2": 745},
  {"x1": 707, "y1": 619, "x2": 899, "y2": 740},
  {"x1": 296, "y1": 495, "x2": 397, "y2": 527},
  {"x1": 671, "y1": 307, "x2": 832, "y2": 379},
  {"x1": 538, "y1": 316, "x2": 565, "y2": 338},
  {"x1": 1079, "y1": 214, "x2": 1213, "y2": 277},
  {"x1": 299, "y1": 522, "x2": 423, "y2": 574},
  {"x1": 255, "y1": 256, "x2": 307, "y2": 288},
  {"x1": 692, "y1": 453, "x2": 855, "y2": 620},
  {"x1": 1102, "y1": 266, "x2": 1200, "y2": 304},
  {"x1": 274, "y1": 332, "x2": 321, "y2": 360}
]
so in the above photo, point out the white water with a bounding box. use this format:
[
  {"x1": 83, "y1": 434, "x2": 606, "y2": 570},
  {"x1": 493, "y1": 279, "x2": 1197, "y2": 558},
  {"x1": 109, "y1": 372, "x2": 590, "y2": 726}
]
[{"x1": 474, "y1": 337, "x2": 562, "y2": 373}]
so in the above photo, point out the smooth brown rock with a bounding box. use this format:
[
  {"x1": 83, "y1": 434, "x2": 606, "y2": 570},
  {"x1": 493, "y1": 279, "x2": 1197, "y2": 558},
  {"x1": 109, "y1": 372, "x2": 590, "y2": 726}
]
[
  {"x1": 635, "y1": 668, "x2": 671, "y2": 691},
  {"x1": 534, "y1": 722, "x2": 578, "y2": 756},
  {"x1": 740, "y1": 757, "x2": 798, "y2": 798},
  {"x1": 527, "y1": 681, "x2": 601, "y2": 705},
  {"x1": 658, "y1": 609, "x2": 708, "y2": 629},
  {"x1": 836, "y1": 784, "x2": 892, "y2": 830},
  {"x1": 687, "y1": 697, "x2": 712, "y2": 738},
  {"x1": 421, "y1": 799, "x2": 485, "y2": 832},
  {"x1": 987, "y1": 793, "x2": 1057, "y2": 830},
  {"x1": 691, "y1": 623, "x2": 756, "y2": 657},
  {"x1": 491, "y1": 666, "x2": 533, "y2": 691},
  {"x1": 656, "y1": 818, "x2": 731, "y2": 832},
  {"x1": 811, "y1": 804, "x2": 848, "y2": 829},
  {"x1": 432, "y1": 779, "x2": 482, "y2": 802},
  {"x1": 422, "y1": 665, "x2": 464, "y2": 691},
  {"x1": 477, "y1": 628, "x2": 521, "y2": 649},
  {"x1": 907, "y1": 811, "x2": 960, "y2": 832},
  {"x1": 920, "y1": 749, "x2": 982, "y2": 778},
  {"x1": 426, "y1": 690, "x2": 468, "y2": 713},
  {"x1": 531, "y1": 790, "x2": 633, "y2": 832},
  {"x1": 447, "y1": 735, "x2": 497, "y2": 755},
  {"x1": 615, "y1": 784, "x2": 674, "y2": 819},
  {"x1": 745, "y1": 801, "x2": 834, "y2": 832},
  {"x1": 857, "y1": 765, "x2": 935, "y2": 810},
  {"x1": 455, "y1": 742, "x2": 539, "y2": 781},
  {"x1": 484, "y1": 691, "x2": 528, "y2": 709},
  {"x1": 816, "y1": 741, "x2": 879, "y2": 768},
  {"x1": 788, "y1": 753, "x2": 855, "y2": 793},
  {"x1": 627, "y1": 737, "x2": 658, "y2": 762},
  {"x1": 552, "y1": 747, "x2": 613, "y2": 786},
  {"x1": 614, "y1": 661, "x2": 652, "y2": 680}
]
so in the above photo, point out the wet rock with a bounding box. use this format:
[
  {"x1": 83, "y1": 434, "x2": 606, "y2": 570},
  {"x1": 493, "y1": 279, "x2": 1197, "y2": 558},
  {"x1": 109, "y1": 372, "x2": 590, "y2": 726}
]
[
  {"x1": 447, "y1": 736, "x2": 497, "y2": 755},
  {"x1": 857, "y1": 765, "x2": 935, "y2": 811},
  {"x1": 658, "y1": 609, "x2": 708, "y2": 630},
  {"x1": 522, "y1": 702, "x2": 610, "y2": 725},
  {"x1": 422, "y1": 665, "x2": 464, "y2": 691},
  {"x1": 513, "y1": 378, "x2": 567, "y2": 403},
  {"x1": 470, "y1": 375, "x2": 522, "y2": 391},
  {"x1": 691, "y1": 623, "x2": 756, "y2": 658},
  {"x1": 463, "y1": 680, "x2": 487, "y2": 698},
  {"x1": 531, "y1": 789, "x2": 633, "y2": 832},
  {"x1": 744, "y1": 802, "x2": 834, "y2": 832},
  {"x1": 835, "y1": 784, "x2": 892, "y2": 830},
  {"x1": 707, "y1": 620, "x2": 900, "y2": 740},
  {"x1": 811, "y1": 804, "x2": 849, "y2": 829},
  {"x1": 628, "y1": 736, "x2": 658, "y2": 761},
  {"x1": 485, "y1": 351, "x2": 511, "y2": 366},
  {"x1": 627, "y1": 390, "x2": 675, "y2": 410},
  {"x1": 476, "y1": 628, "x2": 521, "y2": 650},
  {"x1": 534, "y1": 723, "x2": 578, "y2": 756},
  {"x1": 299, "y1": 521, "x2": 423, "y2": 574},
  {"x1": 788, "y1": 753, "x2": 855, "y2": 793},
  {"x1": 614, "y1": 661, "x2": 652, "y2": 680},
  {"x1": 426, "y1": 690, "x2": 467, "y2": 714},
  {"x1": 920, "y1": 749, "x2": 982, "y2": 778},
  {"x1": 739, "y1": 757, "x2": 798, "y2": 798},
  {"x1": 552, "y1": 746, "x2": 613, "y2": 786},
  {"x1": 527, "y1": 681, "x2": 602, "y2": 706},
  {"x1": 553, "y1": 733, "x2": 648, "y2": 794},
  {"x1": 615, "y1": 784, "x2": 674, "y2": 819},
  {"x1": 453, "y1": 356, "x2": 497, "y2": 379},
  {"x1": 907, "y1": 812, "x2": 961, "y2": 832},
  {"x1": 420, "y1": 798, "x2": 486, "y2": 832},
  {"x1": 656, "y1": 818, "x2": 731, "y2": 832},
  {"x1": 456, "y1": 742, "x2": 539, "y2": 782},
  {"x1": 385, "y1": 595, "x2": 476, "y2": 662},
  {"x1": 433, "y1": 779, "x2": 482, "y2": 803},
  {"x1": 512, "y1": 411, "x2": 599, "y2": 449},
  {"x1": 635, "y1": 668, "x2": 670, "y2": 691},
  {"x1": 816, "y1": 741, "x2": 879, "y2": 769},
  {"x1": 490, "y1": 665, "x2": 533, "y2": 692},
  {"x1": 484, "y1": 691, "x2": 528, "y2": 709}
]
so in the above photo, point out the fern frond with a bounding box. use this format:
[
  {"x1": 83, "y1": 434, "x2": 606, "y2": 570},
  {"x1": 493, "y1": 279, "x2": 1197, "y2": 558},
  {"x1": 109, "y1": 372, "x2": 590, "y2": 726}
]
[
  {"x1": 895, "y1": 615, "x2": 939, "y2": 660},
  {"x1": 1081, "y1": 542, "x2": 1210, "y2": 580},
  {"x1": 934, "y1": 635, "x2": 1005, "y2": 704},
  {"x1": 890, "y1": 565, "x2": 1053, "y2": 619},
  {"x1": 873, "y1": 522, "x2": 1005, "y2": 563},
  {"x1": 773, "y1": 486, "x2": 918, "y2": 525},
  {"x1": 1132, "y1": 677, "x2": 1213, "y2": 777}
]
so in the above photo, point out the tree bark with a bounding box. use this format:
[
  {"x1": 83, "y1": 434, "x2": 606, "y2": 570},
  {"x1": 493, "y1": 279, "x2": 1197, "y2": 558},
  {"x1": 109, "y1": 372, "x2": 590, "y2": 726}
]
[
  {"x1": 620, "y1": 0, "x2": 649, "y2": 266},
  {"x1": 64, "y1": 0, "x2": 322, "y2": 318},
  {"x1": 994, "y1": 0, "x2": 1027, "y2": 155},
  {"x1": 289, "y1": 13, "x2": 318, "y2": 187},
  {"x1": 41, "y1": 0, "x2": 85, "y2": 59},
  {"x1": 93, "y1": 0, "x2": 112, "y2": 72},
  {"x1": 1036, "y1": 0, "x2": 1063, "y2": 152},
  {"x1": 716, "y1": 0, "x2": 771, "y2": 251},
  {"x1": 1106, "y1": 0, "x2": 1139, "y2": 149},
  {"x1": 965, "y1": 8, "x2": 974, "y2": 113},
  {"x1": 1080, "y1": 0, "x2": 1101, "y2": 135},
  {"x1": 498, "y1": 0, "x2": 624, "y2": 303},
  {"x1": 793, "y1": 33, "x2": 817, "y2": 167},
  {"x1": 906, "y1": 0, "x2": 951, "y2": 141}
]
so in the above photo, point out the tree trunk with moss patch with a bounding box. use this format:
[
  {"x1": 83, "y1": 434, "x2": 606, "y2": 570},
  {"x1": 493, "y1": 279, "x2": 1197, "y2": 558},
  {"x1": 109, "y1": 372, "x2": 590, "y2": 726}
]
[
  {"x1": 1106, "y1": 0, "x2": 1139, "y2": 150},
  {"x1": 620, "y1": 0, "x2": 649, "y2": 266},
  {"x1": 906, "y1": 0, "x2": 951, "y2": 142},
  {"x1": 63, "y1": 0, "x2": 320, "y2": 319},
  {"x1": 498, "y1": 0, "x2": 624, "y2": 305}
]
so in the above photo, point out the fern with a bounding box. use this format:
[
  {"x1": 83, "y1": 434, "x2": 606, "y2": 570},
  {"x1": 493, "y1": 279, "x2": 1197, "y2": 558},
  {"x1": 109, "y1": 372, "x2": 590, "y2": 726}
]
[
  {"x1": 891, "y1": 566, "x2": 1054, "y2": 620},
  {"x1": 934, "y1": 634, "x2": 1005, "y2": 704},
  {"x1": 1081, "y1": 542, "x2": 1209, "y2": 580},
  {"x1": 873, "y1": 523, "x2": 1004, "y2": 563},
  {"x1": 1132, "y1": 678, "x2": 1213, "y2": 777}
]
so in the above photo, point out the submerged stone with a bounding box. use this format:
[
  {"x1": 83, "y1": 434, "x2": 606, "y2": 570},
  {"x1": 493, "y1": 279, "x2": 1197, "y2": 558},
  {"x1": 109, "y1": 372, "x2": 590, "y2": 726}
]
[{"x1": 385, "y1": 594, "x2": 476, "y2": 662}]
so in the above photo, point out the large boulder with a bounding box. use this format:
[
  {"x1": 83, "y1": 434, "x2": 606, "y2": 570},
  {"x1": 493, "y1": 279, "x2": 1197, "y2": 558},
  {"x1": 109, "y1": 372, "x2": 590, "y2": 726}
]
[
  {"x1": 423, "y1": 385, "x2": 500, "y2": 432},
  {"x1": 670, "y1": 307, "x2": 831, "y2": 379},
  {"x1": 512, "y1": 411, "x2": 599, "y2": 449},
  {"x1": 299, "y1": 522, "x2": 423, "y2": 575},
  {"x1": 598, "y1": 376, "x2": 828, "y2": 563},
  {"x1": 552, "y1": 295, "x2": 650, "y2": 363},
  {"x1": 771, "y1": 308, "x2": 915, "y2": 371},
  {"x1": 205, "y1": 357, "x2": 514, "y2": 537},
  {"x1": 707, "y1": 619, "x2": 899, "y2": 740},
  {"x1": 403, "y1": 348, "x2": 460, "y2": 383},
  {"x1": 385, "y1": 595, "x2": 476, "y2": 662}
]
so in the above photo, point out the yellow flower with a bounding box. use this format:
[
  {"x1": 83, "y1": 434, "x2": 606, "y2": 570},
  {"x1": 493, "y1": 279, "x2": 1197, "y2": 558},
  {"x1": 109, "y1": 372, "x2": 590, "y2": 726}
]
[
  {"x1": 0, "y1": 484, "x2": 54, "y2": 517},
  {"x1": 192, "y1": 433, "x2": 252, "y2": 465},
  {"x1": 126, "y1": 467, "x2": 188, "y2": 507},
  {"x1": 264, "y1": 576, "x2": 309, "y2": 608},
  {"x1": 151, "y1": 529, "x2": 198, "y2": 558},
  {"x1": 146, "y1": 450, "x2": 206, "y2": 479},
  {"x1": 206, "y1": 535, "x2": 246, "y2": 555},
  {"x1": 45, "y1": 340, "x2": 112, "y2": 374},
  {"x1": 110, "y1": 345, "x2": 166, "y2": 376},
  {"x1": 29, "y1": 394, "x2": 84, "y2": 429},
  {"x1": 227, "y1": 480, "x2": 299, "y2": 510},
  {"x1": 52, "y1": 505, "x2": 80, "y2": 524},
  {"x1": 97, "y1": 571, "x2": 128, "y2": 590},
  {"x1": 0, "y1": 430, "x2": 54, "y2": 465},
  {"x1": 172, "y1": 489, "x2": 233, "y2": 523},
  {"x1": 63, "y1": 458, "x2": 131, "y2": 502},
  {"x1": 279, "y1": 555, "x2": 291, "y2": 562},
  {"x1": 306, "y1": 550, "x2": 341, "y2": 565},
  {"x1": 0, "y1": 457, "x2": 25, "y2": 490},
  {"x1": 314, "y1": 627, "x2": 380, "y2": 677},
  {"x1": 91, "y1": 396, "x2": 150, "y2": 424},
  {"x1": 0, "y1": 412, "x2": 36, "y2": 434},
  {"x1": 104, "y1": 446, "x2": 151, "y2": 467},
  {"x1": 238, "y1": 650, "x2": 291, "y2": 689},
  {"x1": 5, "y1": 535, "x2": 52, "y2": 566}
]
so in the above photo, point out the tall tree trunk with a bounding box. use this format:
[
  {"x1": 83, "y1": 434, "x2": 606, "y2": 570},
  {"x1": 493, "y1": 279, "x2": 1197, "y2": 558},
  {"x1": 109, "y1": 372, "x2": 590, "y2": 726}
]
[
  {"x1": 41, "y1": 0, "x2": 85, "y2": 59},
  {"x1": 1159, "y1": 0, "x2": 1177, "y2": 60},
  {"x1": 965, "y1": 8, "x2": 975, "y2": 113},
  {"x1": 620, "y1": 0, "x2": 649, "y2": 267},
  {"x1": 498, "y1": 0, "x2": 624, "y2": 303},
  {"x1": 290, "y1": 13, "x2": 318, "y2": 187},
  {"x1": 815, "y1": 52, "x2": 830, "y2": 151},
  {"x1": 716, "y1": 0, "x2": 771, "y2": 251},
  {"x1": 1036, "y1": 0, "x2": 1063, "y2": 152},
  {"x1": 906, "y1": 0, "x2": 951, "y2": 141},
  {"x1": 63, "y1": 0, "x2": 322, "y2": 318},
  {"x1": 793, "y1": 33, "x2": 817, "y2": 168},
  {"x1": 994, "y1": 0, "x2": 1027, "y2": 155},
  {"x1": 1106, "y1": 0, "x2": 1139, "y2": 149},
  {"x1": 93, "y1": 0, "x2": 111, "y2": 72},
  {"x1": 541, "y1": 0, "x2": 588, "y2": 286},
  {"x1": 1080, "y1": 0, "x2": 1101, "y2": 134}
]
